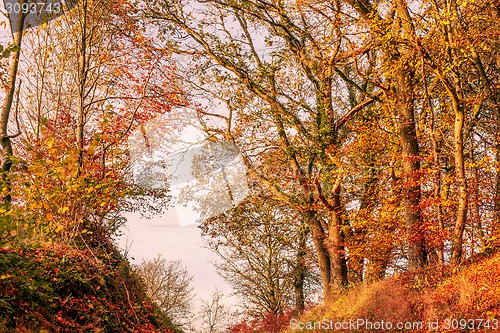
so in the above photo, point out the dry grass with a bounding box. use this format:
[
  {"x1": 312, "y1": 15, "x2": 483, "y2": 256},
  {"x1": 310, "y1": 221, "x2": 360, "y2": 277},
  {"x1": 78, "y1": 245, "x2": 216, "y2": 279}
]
[{"x1": 285, "y1": 252, "x2": 500, "y2": 333}]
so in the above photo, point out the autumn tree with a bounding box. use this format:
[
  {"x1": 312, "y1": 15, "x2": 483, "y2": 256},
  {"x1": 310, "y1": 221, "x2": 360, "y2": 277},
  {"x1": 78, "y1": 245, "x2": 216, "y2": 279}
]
[
  {"x1": 1, "y1": 2, "x2": 26, "y2": 207},
  {"x1": 7, "y1": 0, "x2": 183, "y2": 241},
  {"x1": 398, "y1": 0, "x2": 500, "y2": 263},
  {"x1": 143, "y1": 0, "x2": 384, "y2": 298},
  {"x1": 136, "y1": 255, "x2": 195, "y2": 328},
  {"x1": 142, "y1": 0, "x2": 500, "y2": 300},
  {"x1": 200, "y1": 195, "x2": 319, "y2": 317}
]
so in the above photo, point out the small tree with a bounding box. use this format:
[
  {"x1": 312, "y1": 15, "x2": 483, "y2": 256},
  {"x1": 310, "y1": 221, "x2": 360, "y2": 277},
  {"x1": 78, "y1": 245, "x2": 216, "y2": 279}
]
[
  {"x1": 136, "y1": 255, "x2": 195, "y2": 328},
  {"x1": 200, "y1": 196, "x2": 320, "y2": 318},
  {"x1": 198, "y1": 288, "x2": 237, "y2": 333}
]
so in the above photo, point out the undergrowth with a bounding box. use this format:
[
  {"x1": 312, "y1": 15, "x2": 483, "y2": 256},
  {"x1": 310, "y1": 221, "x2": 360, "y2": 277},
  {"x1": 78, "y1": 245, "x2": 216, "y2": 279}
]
[
  {"x1": 0, "y1": 240, "x2": 180, "y2": 333},
  {"x1": 267, "y1": 252, "x2": 500, "y2": 333}
]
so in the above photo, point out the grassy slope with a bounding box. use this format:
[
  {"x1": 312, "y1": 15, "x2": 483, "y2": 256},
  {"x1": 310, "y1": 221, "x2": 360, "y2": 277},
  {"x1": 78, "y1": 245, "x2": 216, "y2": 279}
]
[
  {"x1": 287, "y1": 252, "x2": 500, "y2": 332},
  {"x1": 0, "y1": 242, "x2": 180, "y2": 333}
]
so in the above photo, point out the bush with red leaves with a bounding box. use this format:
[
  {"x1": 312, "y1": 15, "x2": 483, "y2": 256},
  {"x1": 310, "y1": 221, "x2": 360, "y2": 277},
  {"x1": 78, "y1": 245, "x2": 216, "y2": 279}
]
[
  {"x1": 229, "y1": 310, "x2": 295, "y2": 333},
  {"x1": 0, "y1": 243, "x2": 180, "y2": 333}
]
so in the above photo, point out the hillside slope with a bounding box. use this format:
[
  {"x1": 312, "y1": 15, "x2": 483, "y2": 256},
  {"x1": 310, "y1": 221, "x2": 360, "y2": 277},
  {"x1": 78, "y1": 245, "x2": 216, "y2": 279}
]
[
  {"x1": 286, "y1": 253, "x2": 500, "y2": 332},
  {"x1": 0, "y1": 242, "x2": 180, "y2": 333}
]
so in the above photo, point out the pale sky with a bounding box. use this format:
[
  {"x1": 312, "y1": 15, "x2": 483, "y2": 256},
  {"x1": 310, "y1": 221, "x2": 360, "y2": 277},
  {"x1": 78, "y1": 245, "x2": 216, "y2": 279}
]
[
  {"x1": 116, "y1": 210, "x2": 239, "y2": 331},
  {"x1": 123, "y1": 107, "x2": 247, "y2": 308},
  {"x1": 116, "y1": 210, "x2": 232, "y2": 301},
  {"x1": 118, "y1": 95, "x2": 246, "y2": 331}
]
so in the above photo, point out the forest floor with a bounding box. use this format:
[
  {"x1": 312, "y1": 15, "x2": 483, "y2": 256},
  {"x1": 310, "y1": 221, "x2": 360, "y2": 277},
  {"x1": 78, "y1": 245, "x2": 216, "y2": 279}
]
[
  {"x1": 285, "y1": 251, "x2": 500, "y2": 332},
  {"x1": 2, "y1": 239, "x2": 500, "y2": 333},
  {"x1": 0, "y1": 240, "x2": 181, "y2": 333}
]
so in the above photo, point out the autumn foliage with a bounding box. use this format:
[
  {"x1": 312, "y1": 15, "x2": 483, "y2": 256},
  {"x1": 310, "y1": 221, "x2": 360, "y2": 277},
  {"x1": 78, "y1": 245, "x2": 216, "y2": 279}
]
[
  {"x1": 2, "y1": 0, "x2": 500, "y2": 331},
  {"x1": 3, "y1": 0, "x2": 183, "y2": 242},
  {"x1": 230, "y1": 311, "x2": 295, "y2": 333},
  {"x1": 1, "y1": 0, "x2": 183, "y2": 331},
  {"x1": 0, "y1": 242, "x2": 178, "y2": 333},
  {"x1": 141, "y1": 0, "x2": 500, "y2": 306},
  {"x1": 278, "y1": 251, "x2": 500, "y2": 333}
]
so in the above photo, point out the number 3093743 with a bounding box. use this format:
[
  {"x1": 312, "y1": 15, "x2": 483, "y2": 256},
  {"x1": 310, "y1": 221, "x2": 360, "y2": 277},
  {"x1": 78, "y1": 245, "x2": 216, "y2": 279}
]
[{"x1": 5, "y1": 1, "x2": 62, "y2": 15}]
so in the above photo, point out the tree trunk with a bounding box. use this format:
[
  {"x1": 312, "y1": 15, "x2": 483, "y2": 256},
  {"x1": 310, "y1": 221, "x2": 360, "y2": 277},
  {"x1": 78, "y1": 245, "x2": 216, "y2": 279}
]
[
  {"x1": 492, "y1": 61, "x2": 500, "y2": 242},
  {"x1": 293, "y1": 223, "x2": 307, "y2": 314},
  {"x1": 395, "y1": 66, "x2": 427, "y2": 270},
  {"x1": 327, "y1": 219, "x2": 348, "y2": 289},
  {"x1": 308, "y1": 212, "x2": 332, "y2": 299},
  {"x1": 346, "y1": 0, "x2": 428, "y2": 270},
  {"x1": 1, "y1": 7, "x2": 26, "y2": 205},
  {"x1": 326, "y1": 184, "x2": 348, "y2": 290},
  {"x1": 424, "y1": 64, "x2": 445, "y2": 265},
  {"x1": 450, "y1": 99, "x2": 467, "y2": 264},
  {"x1": 77, "y1": 0, "x2": 90, "y2": 175}
]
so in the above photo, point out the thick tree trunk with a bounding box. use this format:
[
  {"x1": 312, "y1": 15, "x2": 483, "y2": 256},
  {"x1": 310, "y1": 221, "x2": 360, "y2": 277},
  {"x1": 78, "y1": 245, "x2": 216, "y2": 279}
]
[
  {"x1": 309, "y1": 211, "x2": 347, "y2": 300},
  {"x1": 309, "y1": 176, "x2": 348, "y2": 299},
  {"x1": 395, "y1": 67, "x2": 427, "y2": 270},
  {"x1": 308, "y1": 213, "x2": 332, "y2": 299},
  {"x1": 326, "y1": 184, "x2": 348, "y2": 289},
  {"x1": 346, "y1": 0, "x2": 427, "y2": 270},
  {"x1": 327, "y1": 219, "x2": 347, "y2": 289},
  {"x1": 395, "y1": 0, "x2": 428, "y2": 270}
]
